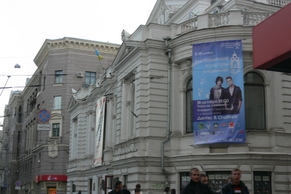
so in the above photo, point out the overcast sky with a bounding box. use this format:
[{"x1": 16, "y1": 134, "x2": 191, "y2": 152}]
[{"x1": 0, "y1": 0, "x2": 157, "y2": 127}]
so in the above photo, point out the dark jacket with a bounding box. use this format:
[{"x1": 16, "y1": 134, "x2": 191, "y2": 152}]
[
  {"x1": 225, "y1": 85, "x2": 242, "y2": 114},
  {"x1": 222, "y1": 181, "x2": 249, "y2": 194},
  {"x1": 182, "y1": 180, "x2": 215, "y2": 194},
  {"x1": 122, "y1": 189, "x2": 131, "y2": 194},
  {"x1": 109, "y1": 189, "x2": 122, "y2": 194}
]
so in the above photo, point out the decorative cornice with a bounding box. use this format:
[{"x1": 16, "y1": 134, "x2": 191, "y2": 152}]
[
  {"x1": 34, "y1": 37, "x2": 119, "y2": 68},
  {"x1": 113, "y1": 138, "x2": 138, "y2": 156}
]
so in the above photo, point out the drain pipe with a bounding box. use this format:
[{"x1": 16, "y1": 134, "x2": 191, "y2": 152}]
[{"x1": 161, "y1": 36, "x2": 172, "y2": 184}]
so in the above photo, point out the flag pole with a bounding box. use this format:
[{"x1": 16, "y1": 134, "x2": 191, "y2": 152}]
[{"x1": 94, "y1": 49, "x2": 105, "y2": 74}]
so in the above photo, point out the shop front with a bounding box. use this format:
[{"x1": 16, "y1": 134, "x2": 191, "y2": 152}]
[{"x1": 34, "y1": 175, "x2": 67, "y2": 194}]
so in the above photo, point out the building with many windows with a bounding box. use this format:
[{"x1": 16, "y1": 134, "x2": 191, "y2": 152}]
[
  {"x1": 67, "y1": 0, "x2": 291, "y2": 194},
  {"x1": 0, "y1": 37, "x2": 119, "y2": 194}
]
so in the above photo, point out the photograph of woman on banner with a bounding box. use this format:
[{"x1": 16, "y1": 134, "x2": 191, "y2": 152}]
[
  {"x1": 225, "y1": 76, "x2": 242, "y2": 114},
  {"x1": 209, "y1": 76, "x2": 227, "y2": 115}
]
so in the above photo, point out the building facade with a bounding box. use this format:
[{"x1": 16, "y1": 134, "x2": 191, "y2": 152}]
[
  {"x1": 0, "y1": 91, "x2": 22, "y2": 194},
  {"x1": 67, "y1": 0, "x2": 291, "y2": 194},
  {"x1": 0, "y1": 37, "x2": 119, "y2": 194}
]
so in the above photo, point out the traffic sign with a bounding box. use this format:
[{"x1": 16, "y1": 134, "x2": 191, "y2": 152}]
[{"x1": 37, "y1": 109, "x2": 51, "y2": 123}]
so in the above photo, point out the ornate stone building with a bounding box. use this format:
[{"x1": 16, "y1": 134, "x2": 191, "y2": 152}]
[
  {"x1": 0, "y1": 37, "x2": 119, "y2": 194},
  {"x1": 67, "y1": 0, "x2": 291, "y2": 194}
]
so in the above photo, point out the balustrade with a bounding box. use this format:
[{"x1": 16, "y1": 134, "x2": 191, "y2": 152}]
[{"x1": 178, "y1": 10, "x2": 273, "y2": 35}]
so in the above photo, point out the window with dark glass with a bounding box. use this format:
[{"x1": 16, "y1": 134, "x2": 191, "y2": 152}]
[
  {"x1": 43, "y1": 76, "x2": 46, "y2": 91},
  {"x1": 244, "y1": 72, "x2": 265, "y2": 129},
  {"x1": 186, "y1": 78, "x2": 193, "y2": 133},
  {"x1": 16, "y1": 131, "x2": 21, "y2": 158},
  {"x1": 180, "y1": 172, "x2": 190, "y2": 193},
  {"x1": 17, "y1": 106, "x2": 22, "y2": 123},
  {"x1": 207, "y1": 171, "x2": 231, "y2": 193},
  {"x1": 52, "y1": 123, "x2": 60, "y2": 137},
  {"x1": 55, "y1": 70, "x2": 63, "y2": 84},
  {"x1": 254, "y1": 172, "x2": 272, "y2": 194},
  {"x1": 85, "y1": 71, "x2": 96, "y2": 87}
]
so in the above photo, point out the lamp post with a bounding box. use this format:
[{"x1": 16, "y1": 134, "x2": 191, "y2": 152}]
[
  {"x1": 14, "y1": 63, "x2": 21, "y2": 68},
  {"x1": 0, "y1": 64, "x2": 21, "y2": 96}
]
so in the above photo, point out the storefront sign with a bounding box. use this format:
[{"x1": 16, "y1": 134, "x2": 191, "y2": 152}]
[{"x1": 35, "y1": 175, "x2": 67, "y2": 183}]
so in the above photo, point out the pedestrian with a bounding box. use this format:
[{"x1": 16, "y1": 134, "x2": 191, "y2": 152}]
[
  {"x1": 163, "y1": 186, "x2": 170, "y2": 194},
  {"x1": 132, "y1": 183, "x2": 143, "y2": 194},
  {"x1": 200, "y1": 174, "x2": 217, "y2": 193},
  {"x1": 78, "y1": 190, "x2": 82, "y2": 194},
  {"x1": 200, "y1": 174, "x2": 209, "y2": 185},
  {"x1": 171, "y1": 188, "x2": 176, "y2": 194},
  {"x1": 122, "y1": 185, "x2": 131, "y2": 194},
  {"x1": 181, "y1": 167, "x2": 215, "y2": 194},
  {"x1": 221, "y1": 168, "x2": 249, "y2": 194},
  {"x1": 134, "y1": 188, "x2": 141, "y2": 194},
  {"x1": 109, "y1": 181, "x2": 123, "y2": 194}
]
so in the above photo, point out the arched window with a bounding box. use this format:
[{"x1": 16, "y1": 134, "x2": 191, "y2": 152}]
[
  {"x1": 244, "y1": 72, "x2": 265, "y2": 130},
  {"x1": 186, "y1": 78, "x2": 193, "y2": 133}
]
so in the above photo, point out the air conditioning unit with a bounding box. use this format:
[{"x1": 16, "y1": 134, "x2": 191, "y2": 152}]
[{"x1": 76, "y1": 72, "x2": 83, "y2": 78}]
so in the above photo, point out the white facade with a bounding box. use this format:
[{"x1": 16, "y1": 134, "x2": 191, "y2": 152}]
[{"x1": 67, "y1": 0, "x2": 291, "y2": 194}]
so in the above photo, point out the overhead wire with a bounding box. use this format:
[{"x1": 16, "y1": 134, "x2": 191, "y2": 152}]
[{"x1": 0, "y1": 75, "x2": 11, "y2": 96}]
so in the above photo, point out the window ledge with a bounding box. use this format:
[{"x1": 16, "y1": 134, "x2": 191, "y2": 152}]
[{"x1": 53, "y1": 83, "x2": 63, "y2": 86}]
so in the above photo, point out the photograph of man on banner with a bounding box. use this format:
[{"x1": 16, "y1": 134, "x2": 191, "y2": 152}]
[{"x1": 192, "y1": 40, "x2": 245, "y2": 145}]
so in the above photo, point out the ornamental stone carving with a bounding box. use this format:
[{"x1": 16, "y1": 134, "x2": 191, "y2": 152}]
[{"x1": 48, "y1": 140, "x2": 58, "y2": 158}]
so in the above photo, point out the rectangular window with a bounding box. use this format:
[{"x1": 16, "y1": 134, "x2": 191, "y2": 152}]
[
  {"x1": 207, "y1": 171, "x2": 231, "y2": 193},
  {"x1": 123, "y1": 175, "x2": 128, "y2": 186},
  {"x1": 55, "y1": 70, "x2": 63, "y2": 84},
  {"x1": 53, "y1": 96, "x2": 62, "y2": 109},
  {"x1": 52, "y1": 123, "x2": 60, "y2": 137},
  {"x1": 85, "y1": 71, "x2": 96, "y2": 87},
  {"x1": 186, "y1": 79, "x2": 193, "y2": 133},
  {"x1": 180, "y1": 172, "x2": 191, "y2": 193},
  {"x1": 43, "y1": 76, "x2": 46, "y2": 91},
  {"x1": 254, "y1": 172, "x2": 272, "y2": 194}
]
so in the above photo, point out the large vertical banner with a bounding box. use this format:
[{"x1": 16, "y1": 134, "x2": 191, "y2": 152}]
[
  {"x1": 93, "y1": 96, "x2": 106, "y2": 166},
  {"x1": 192, "y1": 40, "x2": 245, "y2": 144}
]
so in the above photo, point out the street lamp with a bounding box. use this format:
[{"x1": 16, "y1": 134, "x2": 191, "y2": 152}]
[
  {"x1": 0, "y1": 64, "x2": 21, "y2": 96},
  {"x1": 14, "y1": 63, "x2": 21, "y2": 68}
]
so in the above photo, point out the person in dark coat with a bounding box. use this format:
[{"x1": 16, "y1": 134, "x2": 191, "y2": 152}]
[
  {"x1": 222, "y1": 168, "x2": 249, "y2": 194},
  {"x1": 181, "y1": 167, "x2": 216, "y2": 194},
  {"x1": 210, "y1": 76, "x2": 227, "y2": 115},
  {"x1": 109, "y1": 181, "x2": 123, "y2": 194},
  {"x1": 225, "y1": 76, "x2": 242, "y2": 114},
  {"x1": 122, "y1": 185, "x2": 131, "y2": 194}
]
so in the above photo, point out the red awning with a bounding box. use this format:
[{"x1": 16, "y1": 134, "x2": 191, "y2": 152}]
[
  {"x1": 35, "y1": 175, "x2": 67, "y2": 183},
  {"x1": 253, "y1": 3, "x2": 291, "y2": 72}
]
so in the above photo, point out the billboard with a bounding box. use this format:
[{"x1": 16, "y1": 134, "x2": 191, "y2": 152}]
[
  {"x1": 192, "y1": 40, "x2": 245, "y2": 144},
  {"x1": 93, "y1": 96, "x2": 106, "y2": 166}
]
